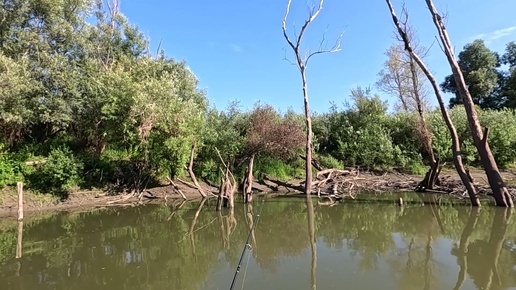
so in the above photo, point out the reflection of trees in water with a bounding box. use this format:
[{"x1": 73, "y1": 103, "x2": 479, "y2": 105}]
[
  {"x1": 252, "y1": 200, "x2": 311, "y2": 271},
  {"x1": 306, "y1": 196, "x2": 317, "y2": 290},
  {"x1": 385, "y1": 205, "x2": 442, "y2": 290},
  {"x1": 1, "y1": 199, "x2": 516, "y2": 289},
  {"x1": 387, "y1": 234, "x2": 438, "y2": 290},
  {"x1": 451, "y1": 207, "x2": 480, "y2": 290},
  {"x1": 461, "y1": 209, "x2": 514, "y2": 290},
  {"x1": 0, "y1": 203, "x2": 232, "y2": 290}
]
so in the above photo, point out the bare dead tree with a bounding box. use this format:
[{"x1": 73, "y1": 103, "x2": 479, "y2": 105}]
[
  {"x1": 424, "y1": 0, "x2": 513, "y2": 207},
  {"x1": 384, "y1": 0, "x2": 480, "y2": 206},
  {"x1": 383, "y1": 21, "x2": 437, "y2": 189},
  {"x1": 401, "y1": 23, "x2": 438, "y2": 190},
  {"x1": 184, "y1": 141, "x2": 207, "y2": 198},
  {"x1": 282, "y1": 0, "x2": 342, "y2": 195},
  {"x1": 215, "y1": 147, "x2": 236, "y2": 210},
  {"x1": 376, "y1": 44, "x2": 431, "y2": 113}
]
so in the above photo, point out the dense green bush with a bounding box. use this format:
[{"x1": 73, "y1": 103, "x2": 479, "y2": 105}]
[
  {"x1": 427, "y1": 106, "x2": 516, "y2": 168},
  {"x1": 1, "y1": 0, "x2": 515, "y2": 197},
  {"x1": 0, "y1": 154, "x2": 25, "y2": 187},
  {"x1": 252, "y1": 156, "x2": 304, "y2": 181},
  {"x1": 28, "y1": 147, "x2": 84, "y2": 196},
  {"x1": 313, "y1": 98, "x2": 516, "y2": 173}
]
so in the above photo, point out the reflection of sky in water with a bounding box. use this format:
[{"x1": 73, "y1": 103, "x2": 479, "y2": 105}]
[{"x1": 204, "y1": 237, "x2": 493, "y2": 290}]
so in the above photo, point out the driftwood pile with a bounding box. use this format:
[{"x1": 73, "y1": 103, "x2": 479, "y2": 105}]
[{"x1": 253, "y1": 168, "x2": 516, "y2": 202}]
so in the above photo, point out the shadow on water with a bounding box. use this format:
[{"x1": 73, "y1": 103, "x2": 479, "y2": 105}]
[{"x1": 0, "y1": 196, "x2": 515, "y2": 290}]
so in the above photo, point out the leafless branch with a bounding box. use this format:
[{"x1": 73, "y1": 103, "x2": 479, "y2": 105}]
[
  {"x1": 156, "y1": 38, "x2": 163, "y2": 57},
  {"x1": 282, "y1": 0, "x2": 298, "y2": 52},
  {"x1": 283, "y1": 0, "x2": 343, "y2": 68},
  {"x1": 282, "y1": 48, "x2": 298, "y2": 66},
  {"x1": 435, "y1": 35, "x2": 446, "y2": 53},
  {"x1": 306, "y1": 31, "x2": 343, "y2": 63}
]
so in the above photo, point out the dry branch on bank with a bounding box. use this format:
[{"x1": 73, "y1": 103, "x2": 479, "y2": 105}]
[{"x1": 256, "y1": 168, "x2": 516, "y2": 204}]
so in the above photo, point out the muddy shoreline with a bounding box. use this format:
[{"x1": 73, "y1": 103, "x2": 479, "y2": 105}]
[{"x1": 1, "y1": 168, "x2": 515, "y2": 218}]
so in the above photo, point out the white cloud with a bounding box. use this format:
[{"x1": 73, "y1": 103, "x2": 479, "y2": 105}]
[
  {"x1": 229, "y1": 43, "x2": 243, "y2": 53},
  {"x1": 472, "y1": 26, "x2": 516, "y2": 43}
]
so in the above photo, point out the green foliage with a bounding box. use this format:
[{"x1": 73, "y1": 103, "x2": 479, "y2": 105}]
[
  {"x1": 314, "y1": 93, "x2": 516, "y2": 171},
  {"x1": 442, "y1": 39, "x2": 501, "y2": 109},
  {"x1": 441, "y1": 39, "x2": 516, "y2": 109},
  {"x1": 253, "y1": 156, "x2": 304, "y2": 181},
  {"x1": 2, "y1": 0, "x2": 516, "y2": 196},
  {"x1": 29, "y1": 147, "x2": 83, "y2": 196},
  {"x1": 314, "y1": 87, "x2": 415, "y2": 171},
  {"x1": 316, "y1": 154, "x2": 344, "y2": 169},
  {"x1": 428, "y1": 106, "x2": 516, "y2": 168},
  {"x1": 0, "y1": 154, "x2": 25, "y2": 187}
]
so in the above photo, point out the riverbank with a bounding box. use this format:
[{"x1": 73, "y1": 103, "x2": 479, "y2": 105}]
[{"x1": 1, "y1": 168, "x2": 515, "y2": 218}]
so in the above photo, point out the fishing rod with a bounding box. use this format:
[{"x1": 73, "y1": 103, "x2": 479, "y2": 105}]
[{"x1": 229, "y1": 195, "x2": 267, "y2": 290}]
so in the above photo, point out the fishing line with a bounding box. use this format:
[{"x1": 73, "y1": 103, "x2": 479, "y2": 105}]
[{"x1": 229, "y1": 195, "x2": 267, "y2": 290}]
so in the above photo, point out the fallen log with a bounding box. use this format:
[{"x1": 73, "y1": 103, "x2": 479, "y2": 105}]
[
  {"x1": 299, "y1": 155, "x2": 325, "y2": 171},
  {"x1": 316, "y1": 168, "x2": 355, "y2": 179},
  {"x1": 166, "y1": 177, "x2": 187, "y2": 199},
  {"x1": 263, "y1": 175, "x2": 304, "y2": 192}
]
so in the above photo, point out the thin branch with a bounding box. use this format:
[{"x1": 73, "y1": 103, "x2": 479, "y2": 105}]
[
  {"x1": 283, "y1": 0, "x2": 343, "y2": 67},
  {"x1": 435, "y1": 35, "x2": 446, "y2": 53},
  {"x1": 156, "y1": 38, "x2": 163, "y2": 57},
  {"x1": 306, "y1": 31, "x2": 343, "y2": 63},
  {"x1": 282, "y1": 48, "x2": 298, "y2": 66},
  {"x1": 282, "y1": 0, "x2": 297, "y2": 52},
  {"x1": 296, "y1": 0, "x2": 325, "y2": 51}
]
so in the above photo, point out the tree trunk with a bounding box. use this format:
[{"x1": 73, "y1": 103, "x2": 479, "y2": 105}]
[
  {"x1": 246, "y1": 203, "x2": 257, "y2": 249},
  {"x1": 453, "y1": 207, "x2": 480, "y2": 290},
  {"x1": 409, "y1": 53, "x2": 435, "y2": 166},
  {"x1": 482, "y1": 208, "x2": 512, "y2": 289},
  {"x1": 226, "y1": 166, "x2": 236, "y2": 208},
  {"x1": 306, "y1": 196, "x2": 317, "y2": 290},
  {"x1": 423, "y1": 234, "x2": 432, "y2": 290},
  {"x1": 408, "y1": 54, "x2": 439, "y2": 190},
  {"x1": 189, "y1": 198, "x2": 207, "y2": 258},
  {"x1": 244, "y1": 154, "x2": 255, "y2": 203},
  {"x1": 301, "y1": 68, "x2": 313, "y2": 195},
  {"x1": 186, "y1": 141, "x2": 207, "y2": 198},
  {"x1": 384, "y1": 0, "x2": 480, "y2": 206},
  {"x1": 282, "y1": 0, "x2": 336, "y2": 195},
  {"x1": 424, "y1": 0, "x2": 513, "y2": 208}
]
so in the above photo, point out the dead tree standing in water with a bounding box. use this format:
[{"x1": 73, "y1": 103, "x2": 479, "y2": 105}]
[
  {"x1": 424, "y1": 0, "x2": 513, "y2": 207},
  {"x1": 282, "y1": 0, "x2": 342, "y2": 195},
  {"x1": 384, "y1": 1, "x2": 480, "y2": 206}
]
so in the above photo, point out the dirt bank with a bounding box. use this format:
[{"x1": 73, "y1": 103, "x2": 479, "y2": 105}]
[{"x1": 1, "y1": 168, "x2": 515, "y2": 218}]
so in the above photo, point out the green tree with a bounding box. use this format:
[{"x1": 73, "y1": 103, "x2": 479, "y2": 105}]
[
  {"x1": 501, "y1": 41, "x2": 516, "y2": 108},
  {"x1": 441, "y1": 40, "x2": 502, "y2": 109}
]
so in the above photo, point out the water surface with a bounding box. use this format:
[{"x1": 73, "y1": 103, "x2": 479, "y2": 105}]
[{"x1": 0, "y1": 196, "x2": 515, "y2": 290}]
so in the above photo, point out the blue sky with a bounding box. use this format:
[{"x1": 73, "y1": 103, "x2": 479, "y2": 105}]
[{"x1": 119, "y1": 0, "x2": 516, "y2": 114}]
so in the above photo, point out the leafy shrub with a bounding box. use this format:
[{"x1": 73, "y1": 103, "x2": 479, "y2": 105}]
[
  {"x1": 253, "y1": 156, "x2": 304, "y2": 181},
  {"x1": 0, "y1": 154, "x2": 25, "y2": 187},
  {"x1": 316, "y1": 154, "x2": 344, "y2": 169},
  {"x1": 29, "y1": 147, "x2": 83, "y2": 197}
]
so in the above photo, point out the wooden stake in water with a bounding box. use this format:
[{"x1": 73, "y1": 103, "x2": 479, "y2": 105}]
[
  {"x1": 16, "y1": 221, "x2": 23, "y2": 259},
  {"x1": 17, "y1": 182, "x2": 24, "y2": 221}
]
